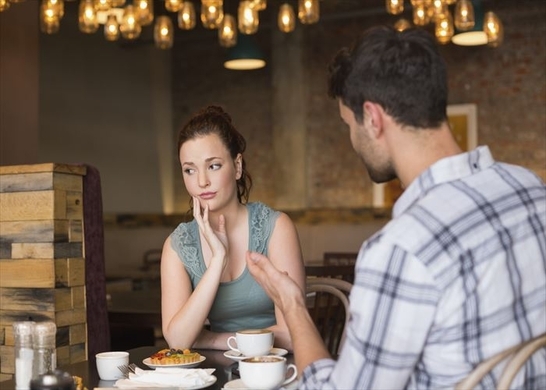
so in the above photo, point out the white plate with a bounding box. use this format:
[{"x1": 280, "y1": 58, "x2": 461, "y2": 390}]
[
  {"x1": 142, "y1": 355, "x2": 206, "y2": 369},
  {"x1": 223, "y1": 348, "x2": 289, "y2": 361},
  {"x1": 223, "y1": 378, "x2": 298, "y2": 390}
]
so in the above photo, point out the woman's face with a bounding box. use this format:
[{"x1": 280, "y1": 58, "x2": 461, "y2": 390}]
[{"x1": 179, "y1": 133, "x2": 242, "y2": 211}]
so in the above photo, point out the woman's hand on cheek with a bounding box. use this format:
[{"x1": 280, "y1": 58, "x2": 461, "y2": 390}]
[{"x1": 193, "y1": 197, "x2": 228, "y2": 270}]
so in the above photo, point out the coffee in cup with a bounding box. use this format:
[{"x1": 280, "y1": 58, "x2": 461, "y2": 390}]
[
  {"x1": 239, "y1": 356, "x2": 298, "y2": 390},
  {"x1": 227, "y1": 329, "x2": 274, "y2": 357}
]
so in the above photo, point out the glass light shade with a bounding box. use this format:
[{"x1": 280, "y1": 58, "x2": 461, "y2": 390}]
[
  {"x1": 120, "y1": 5, "x2": 141, "y2": 39},
  {"x1": 219, "y1": 14, "x2": 237, "y2": 47},
  {"x1": 452, "y1": 0, "x2": 487, "y2": 46},
  {"x1": 278, "y1": 3, "x2": 295, "y2": 33},
  {"x1": 0, "y1": 0, "x2": 10, "y2": 12},
  {"x1": 47, "y1": 0, "x2": 64, "y2": 18},
  {"x1": 104, "y1": 13, "x2": 119, "y2": 41},
  {"x1": 178, "y1": 1, "x2": 196, "y2": 30},
  {"x1": 40, "y1": 1, "x2": 60, "y2": 34},
  {"x1": 412, "y1": 3, "x2": 429, "y2": 26},
  {"x1": 251, "y1": 0, "x2": 266, "y2": 11},
  {"x1": 134, "y1": 0, "x2": 153, "y2": 26},
  {"x1": 435, "y1": 12, "x2": 454, "y2": 44},
  {"x1": 238, "y1": 1, "x2": 258, "y2": 34},
  {"x1": 298, "y1": 0, "x2": 319, "y2": 24},
  {"x1": 385, "y1": 0, "x2": 403, "y2": 15},
  {"x1": 430, "y1": 0, "x2": 447, "y2": 21},
  {"x1": 79, "y1": 0, "x2": 99, "y2": 33},
  {"x1": 154, "y1": 16, "x2": 174, "y2": 49},
  {"x1": 224, "y1": 34, "x2": 265, "y2": 70},
  {"x1": 201, "y1": 0, "x2": 224, "y2": 29},
  {"x1": 454, "y1": 0, "x2": 475, "y2": 31},
  {"x1": 165, "y1": 0, "x2": 183, "y2": 12},
  {"x1": 394, "y1": 18, "x2": 412, "y2": 32},
  {"x1": 484, "y1": 11, "x2": 503, "y2": 47},
  {"x1": 111, "y1": 0, "x2": 125, "y2": 6},
  {"x1": 95, "y1": 0, "x2": 112, "y2": 12}
]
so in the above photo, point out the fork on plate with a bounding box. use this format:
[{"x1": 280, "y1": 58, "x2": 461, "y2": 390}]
[{"x1": 117, "y1": 363, "x2": 138, "y2": 378}]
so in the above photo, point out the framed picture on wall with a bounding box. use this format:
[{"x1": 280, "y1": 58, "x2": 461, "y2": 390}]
[{"x1": 373, "y1": 103, "x2": 478, "y2": 208}]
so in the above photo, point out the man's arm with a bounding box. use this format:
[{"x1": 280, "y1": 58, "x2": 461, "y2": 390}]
[{"x1": 246, "y1": 251, "x2": 331, "y2": 372}]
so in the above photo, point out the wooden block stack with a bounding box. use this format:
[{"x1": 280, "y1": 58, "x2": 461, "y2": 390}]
[{"x1": 0, "y1": 163, "x2": 88, "y2": 382}]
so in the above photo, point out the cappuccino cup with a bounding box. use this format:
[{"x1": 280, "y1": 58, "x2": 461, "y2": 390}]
[
  {"x1": 239, "y1": 356, "x2": 298, "y2": 390},
  {"x1": 227, "y1": 329, "x2": 273, "y2": 357}
]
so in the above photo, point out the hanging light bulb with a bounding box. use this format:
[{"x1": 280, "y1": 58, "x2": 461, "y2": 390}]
[
  {"x1": 435, "y1": 11, "x2": 454, "y2": 44},
  {"x1": 104, "y1": 13, "x2": 119, "y2": 41},
  {"x1": 412, "y1": 3, "x2": 429, "y2": 26},
  {"x1": 430, "y1": 0, "x2": 447, "y2": 21},
  {"x1": 298, "y1": 0, "x2": 319, "y2": 24},
  {"x1": 165, "y1": 0, "x2": 183, "y2": 12},
  {"x1": 40, "y1": 0, "x2": 61, "y2": 34},
  {"x1": 95, "y1": 0, "x2": 112, "y2": 12},
  {"x1": 251, "y1": 0, "x2": 267, "y2": 11},
  {"x1": 219, "y1": 14, "x2": 237, "y2": 47},
  {"x1": 238, "y1": 1, "x2": 258, "y2": 34},
  {"x1": 154, "y1": 16, "x2": 174, "y2": 49},
  {"x1": 120, "y1": 4, "x2": 141, "y2": 39},
  {"x1": 483, "y1": 11, "x2": 503, "y2": 47},
  {"x1": 201, "y1": 0, "x2": 224, "y2": 29},
  {"x1": 134, "y1": 0, "x2": 153, "y2": 26},
  {"x1": 386, "y1": 0, "x2": 403, "y2": 15},
  {"x1": 48, "y1": 0, "x2": 64, "y2": 19},
  {"x1": 178, "y1": 1, "x2": 196, "y2": 30},
  {"x1": 394, "y1": 18, "x2": 412, "y2": 32},
  {"x1": 0, "y1": 0, "x2": 10, "y2": 13},
  {"x1": 79, "y1": 0, "x2": 99, "y2": 33},
  {"x1": 278, "y1": 3, "x2": 295, "y2": 33},
  {"x1": 454, "y1": 0, "x2": 475, "y2": 31}
]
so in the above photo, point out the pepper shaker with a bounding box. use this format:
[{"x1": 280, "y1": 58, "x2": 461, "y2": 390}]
[
  {"x1": 33, "y1": 321, "x2": 57, "y2": 379},
  {"x1": 13, "y1": 321, "x2": 35, "y2": 390}
]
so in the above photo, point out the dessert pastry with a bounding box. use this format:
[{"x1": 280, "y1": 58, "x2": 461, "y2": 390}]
[{"x1": 149, "y1": 348, "x2": 201, "y2": 365}]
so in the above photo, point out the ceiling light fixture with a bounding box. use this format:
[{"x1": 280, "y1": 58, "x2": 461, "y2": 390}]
[{"x1": 224, "y1": 33, "x2": 265, "y2": 70}]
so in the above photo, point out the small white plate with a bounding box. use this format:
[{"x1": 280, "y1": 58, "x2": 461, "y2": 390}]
[
  {"x1": 142, "y1": 355, "x2": 206, "y2": 369},
  {"x1": 223, "y1": 348, "x2": 289, "y2": 361},
  {"x1": 223, "y1": 378, "x2": 298, "y2": 390}
]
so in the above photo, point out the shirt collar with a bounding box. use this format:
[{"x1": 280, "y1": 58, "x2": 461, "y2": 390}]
[{"x1": 392, "y1": 146, "x2": 495, "y2": 217}]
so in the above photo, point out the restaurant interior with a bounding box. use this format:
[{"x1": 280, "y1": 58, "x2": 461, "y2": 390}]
[{"x1": 0, "y1": 0, "x2": 545, "y2": 385}]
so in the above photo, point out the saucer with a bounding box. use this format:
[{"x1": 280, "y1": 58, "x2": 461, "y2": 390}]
[
  {"x1": 223, "y1": 378, "x2": 298, "y2": 390},
  {"x1": 223, "y1": 348, "x2": 289, "y2": 361}
]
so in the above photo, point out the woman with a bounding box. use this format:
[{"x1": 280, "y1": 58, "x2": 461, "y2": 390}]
[{"x1": 161, "y1": 105, "x2": 305, "y2": 351}]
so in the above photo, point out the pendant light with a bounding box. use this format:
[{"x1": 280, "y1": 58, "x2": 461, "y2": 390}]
[
  {"x1": 120, "y1": 4, "x2": 141, "y2": 39},
  {"x1": 178, "y1": 1, "x2": 196, "y2": 30},
  {"x1": 135, "y1": 0, "x2": 153, "y2": 26},
  {"x1": 0, "y1": 0, "x2": 10, "y2": 12},
  {"x1": 165, "y1": 0, "x2": 184, "y2": 12},
  {"x1": 219, "y1": 14, "x2": 237, "y2": 48},
  {"x1": 224, "y1": 34, "x2": 265, "y2": 70},
  {"x1": 386, "y1": 0, "x2": 403, "y2": 16},
  {"x1": 298, "y1": 0, "x2": 319, "y2": 24},
  {"x1": 79, "y1": 0, "x2": 99, "y2": 33},
  {"x1": 483, "y1": 11, "x2": 503, "y2": 47},
  {"x1": 104, "y1": 13, "x2": 120, "y2": 41},
  {"x1": 452, "y1": 0, "x2": 487, "y2": 46},
  {"x1": 412, "y1": 2, "x2": 429, "y2": 26},
  {"x1": 40, "y1": 0, "x2": 61, "y2": 34},
  {"x1": 154, "y1": 16, "x2": 173, "y2": 49},
  {"x1": 238, "y1": 0, "x2": 259, "y2": 34},
  {"x1": 435, "y1": 11, "x2": 454, "y2": 45},
  {"x1": 278, "y1": 3, "x2": 295, "y2": 33},
  {"x1": 201, "y1": 0, "x2": 224, "y2": 29}
]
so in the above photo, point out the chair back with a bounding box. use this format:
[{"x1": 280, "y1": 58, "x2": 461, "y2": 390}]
[
  {"x1": 455, "y1": 333, "x2": 546, "y2": 390},
  {"x1": 306, "y1": 277, "x2": 352, "y2": 357},
  {"x1": 323, "y1": 252, "x2": 358, "y2": 266}
]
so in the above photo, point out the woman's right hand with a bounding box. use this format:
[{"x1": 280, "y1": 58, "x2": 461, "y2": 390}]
[{"x1": 193, "y1": 197, "x2": 228, "y2": 271}]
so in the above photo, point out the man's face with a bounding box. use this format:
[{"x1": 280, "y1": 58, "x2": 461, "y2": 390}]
[{"x1": 338, "y1": 100, "x2": 395, "y2": 184}]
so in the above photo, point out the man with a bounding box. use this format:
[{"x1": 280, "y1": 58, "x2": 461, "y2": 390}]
[{"x1": 246, "y1": 26, "x2": 546, "y2": 389}]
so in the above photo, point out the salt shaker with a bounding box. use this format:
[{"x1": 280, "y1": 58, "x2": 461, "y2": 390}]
[
  {"x1": 13, "y1": 321, "x2": 35, "y2": 390},
  {"x1": 33, "y1": 321, "x2": 57, "y2": 379}
]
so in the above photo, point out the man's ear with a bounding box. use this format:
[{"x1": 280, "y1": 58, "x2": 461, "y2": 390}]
[{"x1": 364, "y1": 101, "x2": 384, "y2": 139}]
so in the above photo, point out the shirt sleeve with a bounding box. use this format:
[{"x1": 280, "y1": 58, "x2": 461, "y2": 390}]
[{"x1": 300, "y1": 236, "x2": 441, "y2": 389}]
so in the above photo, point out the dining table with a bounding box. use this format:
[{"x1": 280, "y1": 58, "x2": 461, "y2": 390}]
[{"x1": 1, "y1": 345, "x2": 295, "y2": 390}]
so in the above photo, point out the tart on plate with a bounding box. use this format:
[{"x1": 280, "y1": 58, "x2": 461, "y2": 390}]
[{"x1": 149, "y1": 348, "x2": 202, "y2": 365}]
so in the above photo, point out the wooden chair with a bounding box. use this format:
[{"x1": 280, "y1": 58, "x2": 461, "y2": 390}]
[
  {"x1": 306, "y1": 277, "x2": 352, "y2": 357},
  {"x1": 455, "y1": 333, "x2": 546, "y2": 390}
]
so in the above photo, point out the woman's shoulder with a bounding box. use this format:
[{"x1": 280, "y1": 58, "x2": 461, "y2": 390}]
[{"x1": 170, "y1": 219, "x2": 198, "y2": 244}]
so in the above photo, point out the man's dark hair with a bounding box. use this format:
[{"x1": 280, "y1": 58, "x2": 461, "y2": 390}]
[{"x1": 327, "y1": 25, "x2": 448, "y2": 128}]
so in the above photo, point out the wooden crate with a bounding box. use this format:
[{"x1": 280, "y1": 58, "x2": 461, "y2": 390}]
[{"x1": 0, "y1": 163, "x2": 88, "y2": 380}]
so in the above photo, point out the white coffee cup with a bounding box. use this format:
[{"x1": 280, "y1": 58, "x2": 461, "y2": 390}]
[
  {"x1": 239, "y1": 356, "x2": 298, "y2": 390},
  {"x1": 95, "y1": 351, "x2": 129, "y2": 381},
  {"x1": 227, "y1": 329, "x2": 274, "y2": 357}
]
